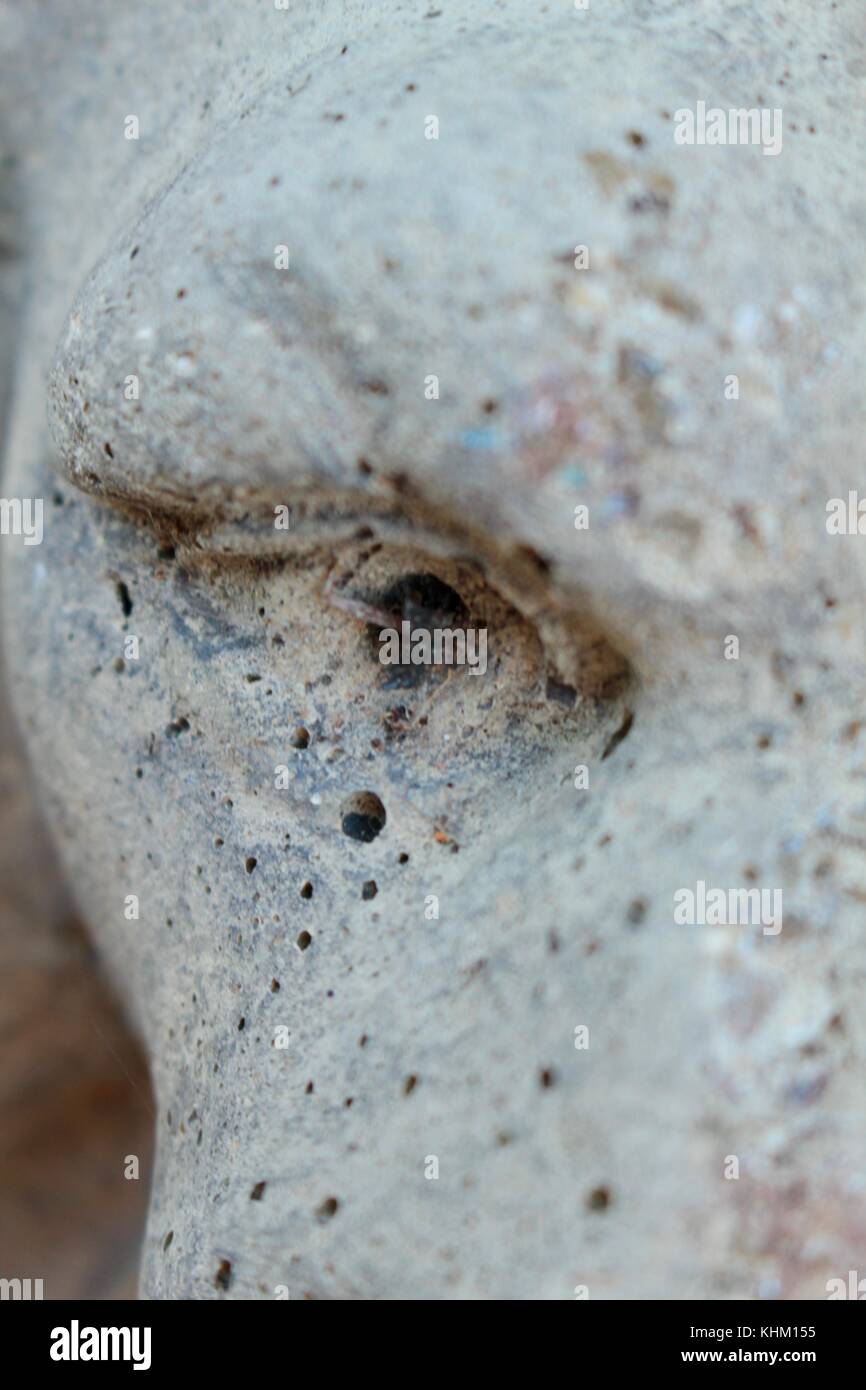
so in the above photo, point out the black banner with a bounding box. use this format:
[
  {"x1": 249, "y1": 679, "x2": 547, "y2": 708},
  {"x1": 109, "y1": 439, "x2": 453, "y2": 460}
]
[{"x1": 3, "y1": 1300, "x2": 862, "y2": 1373}]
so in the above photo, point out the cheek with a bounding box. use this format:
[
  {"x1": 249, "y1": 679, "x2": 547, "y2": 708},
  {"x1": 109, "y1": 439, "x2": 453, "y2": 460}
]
[{"x1": 16, "y1": 491, "x2": 722, "y2": 1299}]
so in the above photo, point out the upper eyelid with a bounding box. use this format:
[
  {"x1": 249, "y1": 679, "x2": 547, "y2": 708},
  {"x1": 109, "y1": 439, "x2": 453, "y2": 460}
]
[
  {"x1": 48, "y1": 276, "x2": 635, "y2": 678},
  {"x1": 47, "y1": 276, "x2": 527, "y2": 574},
  {"x1": 48, "y1": 298, "x2": 610, "y2": 651},
  {"x1": 45, "y1": 103, "x2": 641, "y2": 654},
  {"x1": 51, "y1": 307, "x2": 630, "y2": 694},
  {"x1": 44, "y1": 78, "x2": 525, "y2": 550}
]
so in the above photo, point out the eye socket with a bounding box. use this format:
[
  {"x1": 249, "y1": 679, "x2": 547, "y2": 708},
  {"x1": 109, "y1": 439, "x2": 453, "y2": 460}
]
[
  {"x1": 302, "y1": 535, "x2": 631, "y2": 766},
  {"x1": 55, "y1": 443, "x2": 632, "y2": 807},
  {"x1": 369, "y1": 572, "x2": 466, "y2": 691},
  {"x1": 139, "y1": 511, "x2": 632, "y2": 793},
  {"x1": 376, "y1": 572, "x2": 467, "y2": 630},
  {"x1": 324, "y1": 569, "x2": 469, "y2": 692}
]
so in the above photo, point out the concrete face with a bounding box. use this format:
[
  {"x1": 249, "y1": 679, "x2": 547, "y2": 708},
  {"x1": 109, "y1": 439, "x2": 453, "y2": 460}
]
[{"x1": 2, "y1": 0, "x2": 866, "y2": 1298}]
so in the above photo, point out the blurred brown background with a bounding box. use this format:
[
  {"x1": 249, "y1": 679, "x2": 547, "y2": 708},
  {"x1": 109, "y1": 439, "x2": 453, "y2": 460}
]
[{"x1": 0, "y1": 126, "x2": 153, "y2": 1302}]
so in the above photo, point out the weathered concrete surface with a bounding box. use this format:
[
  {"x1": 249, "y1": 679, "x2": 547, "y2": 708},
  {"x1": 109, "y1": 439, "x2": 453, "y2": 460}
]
[{"x1": 2, "y1": 0, "x2": 866, "y2": 1298}]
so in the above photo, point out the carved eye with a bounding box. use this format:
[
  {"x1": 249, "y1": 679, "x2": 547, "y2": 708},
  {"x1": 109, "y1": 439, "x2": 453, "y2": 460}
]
[
  {"x1": 290, "y1": 532, "x2": 633, "y2": 776},
  {"x1": 326, "y1": 569, "x2": 469, "y2": 689}
]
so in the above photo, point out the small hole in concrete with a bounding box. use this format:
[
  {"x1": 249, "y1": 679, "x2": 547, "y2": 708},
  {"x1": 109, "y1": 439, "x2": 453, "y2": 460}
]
[
  {"x1": 404, "y1": 1074, "x2": 418, "y2": 1096},
  {"x1": 245, "y1": 857, "x2": 257, "y2": 874},
  {"x1": 291, "y1": 726, "x2": 310, "y2": 749},
  {"x1": 362, "y1": 880, "x2": 377, "y2": 900},
  {"x1": 297, "y1": 930, "x2": 312, "y2": 951},
  {"x1": 626, "y1": 898, "x2": 647, "y2": 926},
  {"x1": 214, "y1": 1259, "x2": 233, "y2": 1291},
  {"x1": 250, "y1": 1181, "x2": 266, "y2": 1201},
  {"x1": 300, "y1": 881, "x2": 313, "y2": 899},
  {"x1": 316, "y1": 1196, "x2": 339, "y2": 1222},
  {"x1": 587, "y1": 1185, "x2": 612, "y2": 1212},
  {"x1": 341, "y1": 791, "x2": 387, "y2": 842},
  {"x1": 546, "y1": 674, "x2": 576, "y2": 707},
  {"x1": 114, "y1": 579, "x2": 133, "y2": 617}
]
